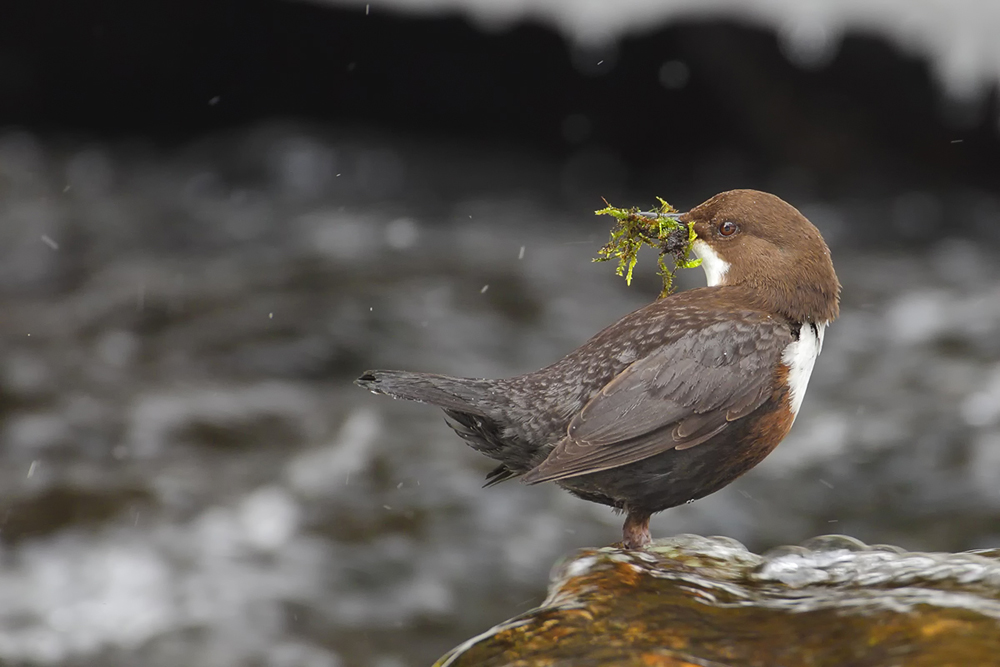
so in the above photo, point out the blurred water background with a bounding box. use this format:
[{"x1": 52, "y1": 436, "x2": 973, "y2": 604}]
[{"x1": 1, "y1": 1, "x2": 1000, "y2": 665}]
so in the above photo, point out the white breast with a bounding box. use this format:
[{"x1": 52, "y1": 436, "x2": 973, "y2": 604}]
[
  {"x1": 692, "y1": 239, "x2": 730, "y2": 287},
  {"x1": 782, "y1": 322, "x2": 826, "y2": 417}
]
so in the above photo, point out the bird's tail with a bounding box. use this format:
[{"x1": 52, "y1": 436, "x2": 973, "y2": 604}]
[{"x1": 355, "y1": 370, "x2": 496, "y2": 415}]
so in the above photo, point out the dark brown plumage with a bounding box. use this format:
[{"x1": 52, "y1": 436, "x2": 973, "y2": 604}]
[{"x1": 356, "y1": 190, "x2": 840, "y2": 548}]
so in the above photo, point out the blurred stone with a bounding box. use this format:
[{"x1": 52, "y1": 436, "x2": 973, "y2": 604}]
[
  {"x1": 436, "y1": 535, "x2": 1000, "y2": 667},
  {"x1": 0, "y1": 485, "x2": 151, "y2": 543},
  {"x1": 127, "y1": 383, "x2": 317, "y2": 457}
]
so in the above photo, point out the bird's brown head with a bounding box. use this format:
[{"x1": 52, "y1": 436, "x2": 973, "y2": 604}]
[{"x1": 678, "y1": 189, "x2": 840, "y2": 324}]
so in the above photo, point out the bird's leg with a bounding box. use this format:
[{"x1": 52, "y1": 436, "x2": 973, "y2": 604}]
[{"x1": 622, "y1": 510, "x2": 651, "y2": 549}]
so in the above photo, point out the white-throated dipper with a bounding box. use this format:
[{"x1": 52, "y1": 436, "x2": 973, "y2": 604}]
[{"x1": 356, "y1": 189, "x2": 840, "y2": 548}]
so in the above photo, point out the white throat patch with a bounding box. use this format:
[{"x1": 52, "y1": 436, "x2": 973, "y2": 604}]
[
  {"x1": 783, "y1": 322, "x2": 826, "y2": 416},
  {"x1": 692, "y1": 239, "x2": 729, "y2": 287}
]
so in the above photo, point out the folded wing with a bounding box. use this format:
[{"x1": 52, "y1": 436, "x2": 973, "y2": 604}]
[{"x1": 522, "y1": 317, "x2": 792, "y2": 484}]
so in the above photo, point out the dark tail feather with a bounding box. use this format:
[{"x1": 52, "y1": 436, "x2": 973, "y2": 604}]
[
  {"x1": 355, "y1": 370, "x2": 494, "y2": 415},
  {"x1": 483, "y1": 463, "x2": 519, "y2": 487}
]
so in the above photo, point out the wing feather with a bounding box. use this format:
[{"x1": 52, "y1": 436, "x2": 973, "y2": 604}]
[{"x1": 523, "y1": 316, "x2": 792, "y2": 484}]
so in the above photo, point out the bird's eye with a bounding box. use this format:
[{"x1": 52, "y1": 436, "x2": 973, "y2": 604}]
[{"x1": 719, "y1": 221, "x2": 739, "y2": 236}]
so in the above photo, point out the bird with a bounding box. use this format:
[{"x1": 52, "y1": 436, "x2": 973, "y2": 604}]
[{"x1": 356, "y1": 189, "x2": 840, "y2": 548}]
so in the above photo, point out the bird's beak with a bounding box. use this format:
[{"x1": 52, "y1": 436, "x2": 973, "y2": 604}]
[
  {"x1": 636, "y1": 210, "x2": 683, "y2": 222},
  {"x1": 634, "y1": 209, "x2": 695, "y2": 258}
]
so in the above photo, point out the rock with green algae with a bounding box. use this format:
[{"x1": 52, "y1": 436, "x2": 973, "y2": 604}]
[{"x1": 434, "y1": 535, "x2": 1000, "y2": 667}]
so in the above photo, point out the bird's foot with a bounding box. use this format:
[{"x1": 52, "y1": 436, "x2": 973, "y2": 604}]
[{"x1": 622, "y1": 510, "x2": 651, "y2": 549}]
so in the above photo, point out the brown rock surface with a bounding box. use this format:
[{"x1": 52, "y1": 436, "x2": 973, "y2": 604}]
[{"x1": 435, "y1": 535, "x2": 1000, "y2": 667}]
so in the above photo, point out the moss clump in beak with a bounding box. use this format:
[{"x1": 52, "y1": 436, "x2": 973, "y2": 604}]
[{"x1": 595, "y1": 197, "x2": 702, "y2": 298}]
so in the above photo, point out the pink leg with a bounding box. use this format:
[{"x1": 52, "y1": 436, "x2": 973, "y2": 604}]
[{"x1": 622, "y1": 511, "x2": 651, "y2": 549}]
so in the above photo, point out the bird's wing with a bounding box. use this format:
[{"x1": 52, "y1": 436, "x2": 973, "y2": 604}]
[{"x1": 522, "y1": 316, "x2": 793, "y2": 484}]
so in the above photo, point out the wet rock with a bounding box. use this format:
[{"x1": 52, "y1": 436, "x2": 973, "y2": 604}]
[
  {"x1": 0, "y1": 485, "x2": 152, "y2": 544},
  {"x1": 436, "y1": 534, "x2": 1000, "y2": 667}
]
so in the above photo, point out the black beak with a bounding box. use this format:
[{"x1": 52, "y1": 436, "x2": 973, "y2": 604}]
[{"x1": 636, "y1": 210, "x2": 682, "y2": 222}]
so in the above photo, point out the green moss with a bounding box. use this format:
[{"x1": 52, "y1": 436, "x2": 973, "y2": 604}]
[{"x1": 595, "y1": 197, "x2": 701, "y2": 298}]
